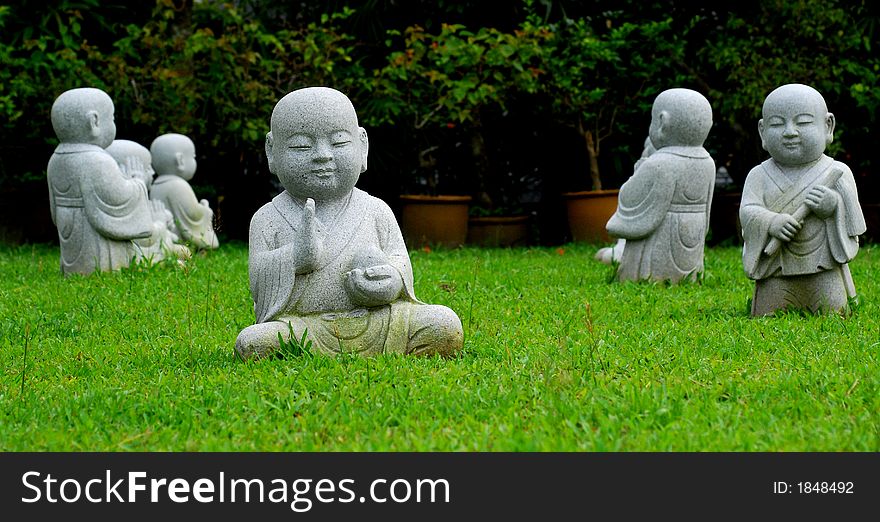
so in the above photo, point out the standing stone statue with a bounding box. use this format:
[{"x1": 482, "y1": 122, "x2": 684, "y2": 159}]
[
  {"x1": 605, "y1": 88, "x2": 716, "y2": 283},
  {"x1": 741, "y1": 83, "x2": 865, "y2": 316},
  {"x1": 105, "y1": 139, "x2": 191, "y2": 264},
  {"x1": 235, "y1": 87, "x2": 463, "y2": 359},
  {"x1": 47, "y1": 87, "x2": 154, "y2": 275},
  {"x1": 149, "y1": 133, "x2": 219, "y2": 250}
]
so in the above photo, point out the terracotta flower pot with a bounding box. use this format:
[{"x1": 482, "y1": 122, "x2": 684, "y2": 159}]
[
  {"x1": 561, "y1": 189, "x2": 619, "y2": 243},
  {"x1": 467, "y1": 215, "x2": 529, "y2": 247},
  {"x1": 400, "y1": 194, "x2": 471, "y2": 248}
]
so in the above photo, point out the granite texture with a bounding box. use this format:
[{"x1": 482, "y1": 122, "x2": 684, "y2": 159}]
[
  {"x1": 149, "y1": 133, "x2": 219, "y2": 250},
  {"x1": 605, "y1": 89, "x2": 716, "y2": 283},
  {"x1": 106, "y1": 139, "x2": 192, "y2": 263},
  {"x1": 595, "y1": 136, "x2": 655, "y2": 265},
  {"x1": 47, "y1": 88, "x2": 154, "y2": 275},
  {"x1": 741, "y1": 83, "x2": 866, "y2": 316},
  {"x1": 235, "y1": 87, "x2": 463, "y2": 359}
]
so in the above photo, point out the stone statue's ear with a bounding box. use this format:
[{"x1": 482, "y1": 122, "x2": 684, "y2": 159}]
[
  {"x1": 825, "y1": 113, "x2": 836, "y2": 144},
  {"x1": 87, "y1": 110, "x2": 101, "y2": 138},
  {"x1": 174, "y1": 152, "x2": 185, "y2": 170},
  {"x1": 657, "y1": 110, "x2": 670, "y2": 137},
  {"x1": 359, "y1": 127, "x2": 369, "y2": 173},
  {"x1": 265, "y1": 132, "x2": 274, "y2": 174},
  {"x1": 758, "y1": 118, "x2": 767, "y2": 151}
]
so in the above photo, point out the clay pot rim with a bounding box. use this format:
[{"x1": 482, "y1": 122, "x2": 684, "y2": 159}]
[
  {"x1": 468, "y1": 215, "x2": 529, "y2": 225},
  {"x1": 561, "y1": 189, "x2": 620, "y2": 200},
  {"x1": 400, "y1": 194, "x2": 473, "y2": 204}
]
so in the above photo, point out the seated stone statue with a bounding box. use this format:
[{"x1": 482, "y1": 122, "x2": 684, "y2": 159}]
[
  {"x1": 47, "y1": 87, "x2": 154, "y2": 275},
  {"x1": 236, "y1": 87, "x2": 464, "y2": 359},
  {"x1": 605, "y1": 88, "x2": 716, "y2": 283},
  {"x1": 105, "y1": 139, "x2": 191, "y2": 263},
  {"x1": 740, "y1": 83, "x2": 865, "y2": 316},
  {"x1": 149, "y1": 133, "x2": 219, "y2": 250},
  {"x1": 595, "y1": 136, "x2": 655, "y2": 265}
]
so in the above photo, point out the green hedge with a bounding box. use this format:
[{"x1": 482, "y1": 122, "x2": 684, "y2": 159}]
[{"x1": 2, "y1": 0, "x2": 879, "y2": 239}]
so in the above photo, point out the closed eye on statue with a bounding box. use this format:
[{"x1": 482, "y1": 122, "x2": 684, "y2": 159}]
[
  {"x1": 333, "y1": 141, "x2": 352, "y2": 147},
  {"x1": 289, "y1": 145, "x2": 311, "y2": 150}
]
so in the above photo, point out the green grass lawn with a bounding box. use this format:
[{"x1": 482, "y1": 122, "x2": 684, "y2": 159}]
[{"x1": 1, "y1": 241, "x2": 878, "y2": 451}]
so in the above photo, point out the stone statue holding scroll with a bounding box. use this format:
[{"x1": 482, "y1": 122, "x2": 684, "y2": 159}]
[
  {"x1": 605, "y1": 89, "x2": 716, "y2": 283},
  {"x1": 740, "y1": 83, "x2": 865, "y2": 316},
  {"x1": 235, "y1": 87, "x2": 463, "y2": 359},
  {"x1": 47, "y1": 88, "x2": 154, "y2": 275}
]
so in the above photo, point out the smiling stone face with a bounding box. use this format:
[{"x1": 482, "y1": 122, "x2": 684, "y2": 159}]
[
  {"x1": 759, "y1": 84, "x2": 834, "y2": 167},
  {"x1": 267, "y1": 87, "x2": 369, "y2": 202}
]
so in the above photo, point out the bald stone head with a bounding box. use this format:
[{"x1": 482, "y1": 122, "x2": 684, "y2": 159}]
[
  {"x1": 266, "y1": 87, "x2": 369, "y2": 201},
  {"x1": 106, "y1": 139, "x2": 152, "y2": 169},
  {"x1": 648, "y1": 88, "x2": 713, "y2": 149},
  {"x1": 151, "y1": 133, "x2": 198, "y2": 181},
  {"x1": 106, "y1": 139, "x2": 155, "y2": 188},
  {"x1": 50, "y1": 87, "x2": 117, "y2": 148},
  {"x1": 759, "y1": 83, "x2": 834, "y2": 166}
]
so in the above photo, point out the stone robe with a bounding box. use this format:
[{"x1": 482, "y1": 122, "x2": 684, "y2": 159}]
[
  {"x1": 150, "y1": 174, "x2": 219, "y2": 249},
  {"x1": 47, "y1": 143, "x2": 153, "y2": 275},
  {"x1": 133, "y1": 200, "x2": 191, "y2": 263},
  {"x1": 740, "y1": 155, "x2": 864, "y2": 279},
  {"x1": 248, "y1": 188, "x2": 420, "y2": 355},
  {"x1": 606, "y1": 146, "x2": 716, "y2": 282},
  {"x1": 740, "y1": 155, "x2": 865, "y2": 314}
]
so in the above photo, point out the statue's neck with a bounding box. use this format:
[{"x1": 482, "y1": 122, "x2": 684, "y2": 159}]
[
  {"x1": 54, "y1": 143, "x2": 106, "y2": 154},
  {"x1": 776, "y1": 156, "x2": 822, "y2": 180},
  {"x1": 292, "y1": 191, "x2": 353, "y2": 223}
]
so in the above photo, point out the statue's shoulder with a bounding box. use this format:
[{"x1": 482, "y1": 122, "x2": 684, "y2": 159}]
[
  {"x1": 249, "y1": 200, "x2": 285, "y2": 246},
  {"x1": 72, "y1": 148, "x2": 117, "y2": 170},
  {"x1": 743, "y1": 161, "x2": 771, "y2": 182},
  {"x1": 251, "y1": 200, "x2": 281, "y2": 226},
  {"x1": 829, "y1": 158, "x2": 854, "y2": 175},
  {"x1": 627, "y1": 153, "x2": 669, "y2": 184},
  {"x1": 353, "y1": 188, "x2": 394, "y2": 217},
  {"x1": 70, "y1": 150, "x2": 122, "y2": 183}
]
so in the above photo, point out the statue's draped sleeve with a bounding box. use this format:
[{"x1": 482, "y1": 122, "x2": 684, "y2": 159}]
[
  {"x1": 154, "y1": 176, "x2": 216, "y2": 248},
  {"x1": 80, "y1": 154, "x2": 152, "y2": 240},
  {"x1": 740, "y1": 164, "x2": 777, "y2": 278},
  {"x1": 606, "y1": 158, "x2": 675, "y2": 240},
  {"x1": 375, "y1": 200, "x2": 419, "y2": 302},
  {"x1": 826, "y1": 162, "x2": 865, "y2": 263},
  {"x1": 249, "y1": 205, "x2": 297, "y2": 323}
]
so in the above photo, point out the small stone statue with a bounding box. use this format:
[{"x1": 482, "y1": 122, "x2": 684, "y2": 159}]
[
  {"x1": 149, "y1": 133, "x2": 219, "y2": 250},
  {"x1": 235, "y1": 87, "x2": 464, "y2": 359},
  {"x1": 741, "y1": 83, "x2": 865, "y2": 316},
  {"x1": 105, "y1": 139, "x2": 191, "y2": 264},
  {"x1": 47, "y1": 87, "x2": 154, "y2": 275},
  {"x1": 605, "y1": 88, "x2": 716, "y2": 282},
  {"x1": 595, "y1": 136, "x2": 656, "y2": 265}
]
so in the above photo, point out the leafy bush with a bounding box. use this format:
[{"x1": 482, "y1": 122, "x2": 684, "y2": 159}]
[
  {"x1": 538, "y1": 16, "x2": 690, "y2": 191},
  {"x1": 365, "y1": 21, "x2": 550, "y2": 200},
  {"x1": 3, "y1": 0, "x2": 880, "y2": 243}
]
